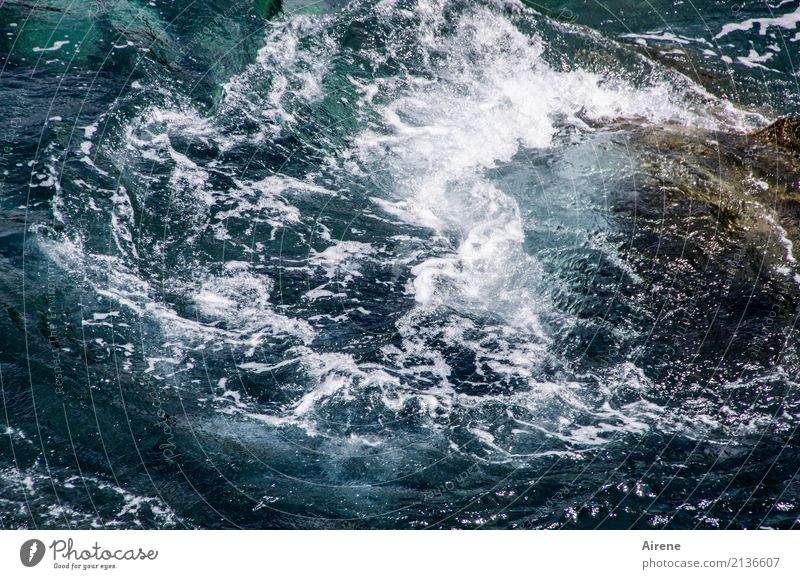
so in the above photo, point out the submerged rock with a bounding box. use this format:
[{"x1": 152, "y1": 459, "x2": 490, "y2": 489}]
[
  {"x1": 752, "y1": 118, "x2": 800, "y2": 153},
  {"x1": 619, "y1": 121, "x2": 800, "y2": 306}
]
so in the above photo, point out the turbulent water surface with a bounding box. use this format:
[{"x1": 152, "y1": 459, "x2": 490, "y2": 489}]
[{"x1": 1, "y1": 0, "x2": 800, "y2": 529}]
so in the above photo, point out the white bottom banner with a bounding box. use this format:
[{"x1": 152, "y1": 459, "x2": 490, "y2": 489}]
[{"x1": 1, "y1": 531, "x2": 797, "y2": 578}]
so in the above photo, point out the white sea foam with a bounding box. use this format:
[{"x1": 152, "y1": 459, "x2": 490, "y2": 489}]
[
  {"x1": 716, "y1": 5, "x2": 800, "y2": 39},
  {"x1": 309, "y1": 240, "x2": 376, "y2": 283},
  {"x1": 42, "y1": 234, "x2": 315, "y2": 377},
  {"x1": 32, "y1": 40, "x2": 70, "y2": 52},
  {"x1": 352, "y1": 4, "x2": 702, "y2": 345},
  {"x1": 221, "y1": 14, "x2": 335, "y2": 134}
]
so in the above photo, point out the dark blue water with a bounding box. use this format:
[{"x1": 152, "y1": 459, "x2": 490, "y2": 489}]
[{"x1": 1, "y1": 0, "x2": 799, "y2": 529}]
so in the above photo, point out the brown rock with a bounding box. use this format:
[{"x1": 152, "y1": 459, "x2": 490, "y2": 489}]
[{"x1": 752, "y1": 117, "x2": 800, "y2": 152}]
